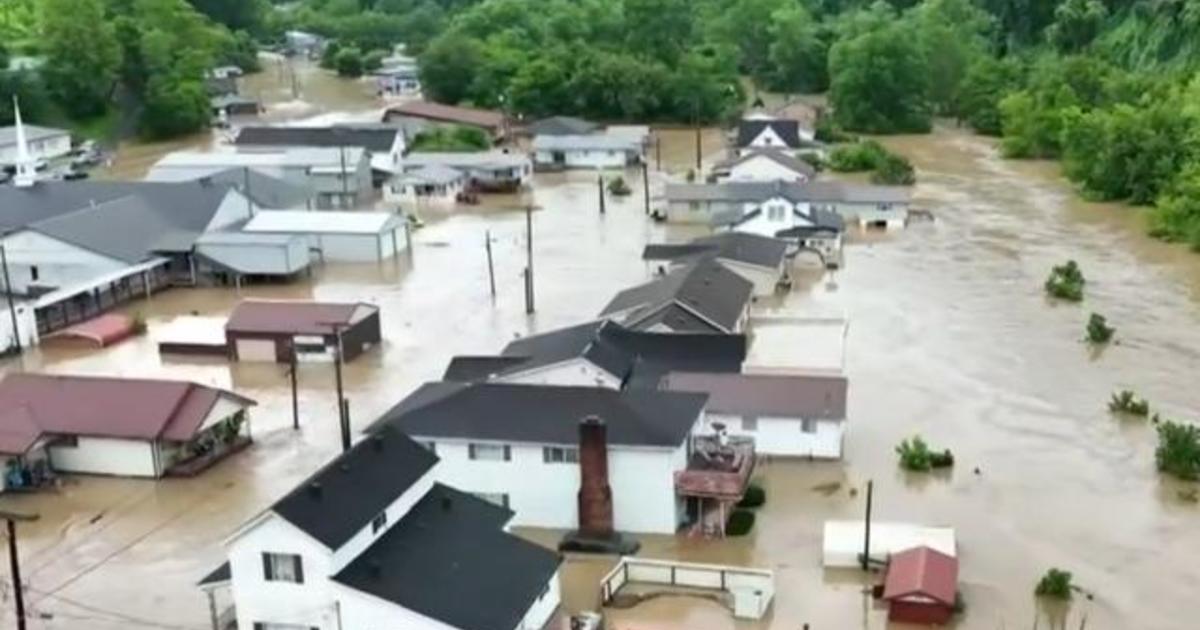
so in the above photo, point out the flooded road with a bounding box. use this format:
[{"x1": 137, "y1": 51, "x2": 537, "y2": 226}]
[{"x1": 1, "y1": 126, "x2": 1199, "y2": 630}]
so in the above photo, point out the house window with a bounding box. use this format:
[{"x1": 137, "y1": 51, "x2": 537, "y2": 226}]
[
  {"x1": 543, "y1": 446, "x2": 579, "y2": 464},
  {"x1": 261, "y1": 552, "x2": 304, "y2": 584},
  {"x1": 801, "y1": 419, "x2": 817, "y2": 434},
  {"x1": 468, "y1": 443, "x2": 511, "y2": 461},
  {"x1": 473, "y1": 492, "x2": 510, "y2": 508},
  {"x1": 371, "y1": 511, "x2": 387, "y2": 534},
  {"x1": 30, "y1": 266, "x2": 39, "y2": 282},
  {"x1": 741, "y1": 417, "x2": 758, "y2": 431},
  {"x1": 768, "y1": 205, "x2": 785, "y2": 221}
]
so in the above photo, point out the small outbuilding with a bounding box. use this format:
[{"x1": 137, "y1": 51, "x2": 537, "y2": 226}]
[
  {"x1": 225, "y1": 300, "x2": 381, "y2": 363},
  {"x1": 239, "y1": 210, "x2": 407, "y2": 262},
  {"x1": 881, "y1": 546, "x2": 959, "y2": 625}
]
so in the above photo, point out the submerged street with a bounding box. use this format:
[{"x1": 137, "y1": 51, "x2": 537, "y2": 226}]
[{"x1": 1, "y1": 119, "x2": 1199, "y2": 630}]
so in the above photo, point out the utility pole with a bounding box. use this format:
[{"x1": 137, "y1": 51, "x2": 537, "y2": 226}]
[
  {"x1": 328, "y1": 323, "x2": 348, "y2": 452},
  {"x1": 485, "y1": 230, "x2": 496, "y2": 298},
  {"x1": 694, "y1": 98, "x2": 702, "y2": 172},
  {"x1": 1, "y1": 509, "x2": 38, "y2": 630},
  {"x1": 524, "y1": 205, "x2": 534, "y2": 314},
  {"x1": 597, "y1": 173, "x2": 606, "y2": 215},
  {"x1": 655, "y1": 135, "x2": 661, "y2": 171},
  {"x1": 340, "y1": 398, "x2": 351, "y2": 449},
  {"x1": 641, "y1": 161, "x2": 650, "y2": 216},
  {"x1": 1, "y1": 244, "x2": 22, "y2": 354},
  {"x1": 861, "y1": 479, "x2": 874, "y2": 571},
  {"x1": 339, "y1": 144, "x2": 349, "y2": 206},
  {"x1": 289, "y1": 345, "x2": 299, "y2": 430}
]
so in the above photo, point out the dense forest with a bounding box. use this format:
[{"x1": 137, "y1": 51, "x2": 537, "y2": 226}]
[{"x1": 2, "y1": 0, "x2": 1200, "y2": 247}]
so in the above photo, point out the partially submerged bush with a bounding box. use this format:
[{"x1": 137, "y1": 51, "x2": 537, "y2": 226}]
[
  {"x1": 872, "y1": 152, "x2": 916, "y2": 185},
  {"x1": 829, "y1": 140, "x2": 888, "y2": 172},
  {"x1": 737, "y1": 483, "x2": 766, "y2": 509},
  {"x1": 1035, "y1": 568, "x2": 1073, "y2": 599},
  {"x1": 896, "y1": 435, "x2": 955, "y2": 472},
  {"x1": 1156, "y1": 420, "x2": 1200, "y2": 481},
  {"x1": 726, "y1": 509, "x2": 756, "y2": 536},
  {"x1": 607, "y1": 176, "x2": 631, "y2": 196},
  {"x1": 1086, "y1": 313, "x2": 1115, "y2": 344},
  {"x1": 1044, "y1": 260, "x2": 1085, "y2": 301},
  {"x1": 1108, "y1": 390, "x2": 1149, "y2": 417}
]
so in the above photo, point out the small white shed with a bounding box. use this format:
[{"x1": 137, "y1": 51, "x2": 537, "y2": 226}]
[
  {"x1": 240, "y1": 211, "x2": 407, "y2": 262},
  {"x1": 822, "y1": 521, "x2": 957, "y2": 568}
]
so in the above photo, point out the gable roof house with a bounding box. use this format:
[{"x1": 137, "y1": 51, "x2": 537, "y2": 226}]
[
  {"x1": 224, "y1": 299, "x2": 382, "y2": 363},
  {"x1": 205, "y1": 425, "x2": 562, "y2": 630},
  {"x1": 371, "y1": 381, "x2": 752, "y2": 534},
  {"x1": 0, "y1": 373, "x2": 255, "y2": 487},
  {"x1": 599, "y1": 259, "x2": 754, "y2": 334},
  {"x1": 0, "y1": 123, "x2": 71, "y2": 167},
  {"x1": 398, "y1": 151, "x2": 532, "y2": 192},
  {"x1": 882, "y1": 546, "x2": 959, "y2": 625},
  {"x1": 383, "y1": 101, "x2": 509, "y2": 139},
  {"x1": 712, "y1": 148, "x2": 816, "y2": 183},
  {"x1": 531, "y1": 134, "x2": 644, "y2": 170},
  {"x1": 643, "y1": 232, "x2": 791, "y2": 297},
  {"x1": 735, "y1": 118, "x2": 812, "y2": 154},
  {"x1": 442, "y1": 319, "x2": 747, "y2": 390},
  {"x1": 661, "y1": 371, "x2": 849, "y2": 458},
  {"x1": 526, "y1": 116, "x2": 600, "y2": 136},
  {"x1": 234, "y1": 124, "x2": 409, "y2": 180}
]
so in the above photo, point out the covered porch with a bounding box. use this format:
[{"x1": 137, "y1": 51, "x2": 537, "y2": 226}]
[
  {"x1": 676, "y1": 435, "x2": 756, "y2": 537},
  {"x1": 162, "y1": 408, "x2": 253, "y2": 477},
  {"x1": 32, "y1": 258, "x2": 170, "y2": 337}
]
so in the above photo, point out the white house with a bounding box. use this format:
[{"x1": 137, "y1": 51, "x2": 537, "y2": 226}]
[
  {"x1": 204, "y1": 425, "x2": 562, "y2": 630},
  {"x1": 385, "y1": 164, "x2": 465, "y2": 206},
  {"x1": 233, "y1": 125, "x2": 409, "y2": 180},
  {"x1": 442, "y1": 319, "x2": 748, "y2": 391},
  {"x1": 400, "y1": 151, "x2": 532, "y2": 191},
  {"x1": 239, "y1": 210, "x2": 408, "y2": 262},
  {"x1": 0, "y1": 373, "x2": 254, "y2": 489},
  {"x1": 531, "y1": 134, "x2": 643, "y2": 170},
  {"x1": 713, "y1": 149, "x2": 815, "y2": 183},
  {"x1": 735, "y1": 117, "x2": 813, "y2": 155},
  {"x1": 374, "y1": 63, "x2": 421, "y2": 97},
  {"x1": 599, "y1": 259, "x2": 753, "y2": 334},
  {"x1": 0, "y1": 123, "x2": 71, "y2": 167},
  {"x1": 643, "y1": 233, "x2": 791, "y2": 297},
  {"x1": 147, "y1": 147, "x2": 373, "y2": 210},
  {"x1": 372, "y1": 382, "x2": 738, "y2": 534},
  {"x1": 661, "y1": 371, "x2": 848, "y2": 459}
]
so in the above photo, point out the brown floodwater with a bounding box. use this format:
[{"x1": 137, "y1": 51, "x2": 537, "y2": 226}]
[{"x1": 2, "y1": 123, "x2": 1199, "y2": 630}]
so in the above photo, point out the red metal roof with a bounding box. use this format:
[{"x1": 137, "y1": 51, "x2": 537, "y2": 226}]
[
  {"x1": 0, "y1": 374, "x2": 254, "y2": 443},
  {"x1": 882, "y1": 546, "x2": 958, "y2": 606},
  {"x1": 387, "y1": 101, "x2": 505, "y2": 130},
  {"x1": 45, "y1": 313, "x2": 135, "y2": 347},
  {"x1": 0, "y1": 406, "x2": 42, "y2": 455},
  {"x1": 225, "y1": 300, "x2": 375, "y2": 336}
]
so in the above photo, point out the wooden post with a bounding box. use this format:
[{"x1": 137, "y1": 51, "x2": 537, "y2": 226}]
[
  {"x1": 598, "y1": 173, "x2": 606, "y2": 215},
  {"x1": 2, "y1": 511, "x2": 38, "y2": 630},
  {"x1": 485, "y1": 230, "x2": 496, "y2": 298},
  {"x1": 655, "y1": 135, "x2": 662, "y2": 171},
  {"x1": 524, "y1": 205, "x2": 534, "y2": 314},
  {"x1": 641, "y1": 162, "x2": 650, "y2": 216},
  {"x1": 862, "y1": 479, "x2": 874, "y2": 571},
  {"x1": 332, "y1": 325, "x2": 348, "y2": 451},
  {"x1": 206, "y1": 589, "x2": 219, "y2": 630}
]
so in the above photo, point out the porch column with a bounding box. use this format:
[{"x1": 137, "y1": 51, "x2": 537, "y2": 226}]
[
  {"x1": 142, "y1": 270, "x2": 151, "y2": 299},
  {"x1": 206, "y1": 589, "x2": 219, "y2": 630}
]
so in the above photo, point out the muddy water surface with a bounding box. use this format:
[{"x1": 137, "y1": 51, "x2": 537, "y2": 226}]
[{"x1": 1, "y1": 127, "x2": 1198, "y2": 630}]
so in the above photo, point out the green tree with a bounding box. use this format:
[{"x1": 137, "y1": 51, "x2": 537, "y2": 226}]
[
  {"x1": 219, "y1": 30, "x2": 262, "y2": 73},
  {"x1": 363, "y1": 49, "x2": 388, "y2": 72},
  {"x1": 1047, "y1": 0, "x2": 1107, "y2": 53},
  {"x1": 320, "y1": 40, "x2": 343, "y2": 70},
  {"x1": 0, "y1": 71, "x2": 52, "y2": 126},
  {"x1": 418, "y1": 32, "x2": 482, "y2": 103},
  {"x1": 908, "y1": 0, "x2": 995, "y2": 114},
  {"x1": 187, "y1": 0, "x2": 268, "y2": 33},
  {"x1": 0, "y1": 42, "x2": 9, "y2": 71},
  {"x1": 623, "y1": 0, "x2": 694, "y2": 64},
  {"x1": 710, "y1": 0, "x2": 789, "y2": 83},
  {"x1": 1149, "y1": 162, "x2": 1200, "y2": 250},
  {"x1": 509, "y1": 54, "x2": 575, "y2": 117},
  {"x1": 42, "y1": 0, "x2": 122, "y2": 118},
  {"x1": 335, "y1": 47, "x2": 365, "y2": 77},
  {"x1": 829, "y1": 22, "x2": 932, "y2": 133},
  {"x1": 957, "y1": 56, "x2": 1024, "y2": 135},
  {"x1": 766, "y1": 4, "x2": 830, "y2": 93},
  {"x1": 140, "y1": 73, "x2": 209, "y2": 138}
]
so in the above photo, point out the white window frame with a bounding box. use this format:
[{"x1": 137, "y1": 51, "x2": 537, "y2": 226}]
[
  {"x1": 468, "y1": 443, "x2": 511, "y2": 461},
  {"x1": 542, "y1": 446, "x2": 579, "y2": 464},
  {"x1": 262, "y1": 552, "x2": 303, "y2": 584}
]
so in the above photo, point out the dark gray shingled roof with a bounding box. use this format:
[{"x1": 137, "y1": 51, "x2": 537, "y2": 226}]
[
  {"x1": 643, "y1": 233, "x2": 790, "y2": 270},
  {"x1": 599, "y1": 259, "x2": 753, "y2": 333},
  {"x1": 235, "y1": 124, "x2": 403, "y2": 153},
  {"x1": 332, "y1": 483, "x2": 560, "y2": 630},
  {"x1": 527, "y1": 115, "x2": 599, "y2": 136},
  {"x1": 271, "y1": 425, "x2": 438, "y2": 548},
  {"x1": 442, "y1": 356, "x2": 533, "y2": 383},
  {"x1": 375, "y1": 382, "x2": 708, "y2": 448},
  {"x1": 736, "y1": 119, "x2": 803, "y2": 148},
  {"x1": 195, "y1": 167, "x2": 312, "y2": 209}
]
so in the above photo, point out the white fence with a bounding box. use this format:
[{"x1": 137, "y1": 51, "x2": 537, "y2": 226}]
[{"x1": 599, "y1": 556, "x2": 774, "y2": 620}]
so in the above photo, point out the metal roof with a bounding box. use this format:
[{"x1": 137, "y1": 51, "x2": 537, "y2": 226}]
[
  {"x1": 153, "y1": 147, "x2": 365, "y2": 170},
  {"x1": 715, "y1": 148, "x2": 816, "y2": 179},
  {"x1": 385, "y1": 101, "x2": 505, "y2": 129},
  {"x1": 242, "y1": 210, "x2": 402, "y2": 235},
  {"x1": 532, "y1": 134, "x2": 641, "y2": 151},
  {"x1": 526, "y1": 116, "x2": 599, "y2": 136},
  {"x1": 661, "y1": 372, "x2": 848, "y2": 419},
  {"x1": 666, "y1": 180, "x2": 911, "y2": 205},
  {"x1": 402, "y1": 151, "x2": 529, "y2": 171},
  {"x1": 225, "y1": 300, "x2": 376, "y2": 336},
  {"x1": 736, "y1": 119, "x2": 803, "y2": 148},
  {"x1": 395, "y1": 164, "x2": 465, "y2": 186},
  {"x1": 882, "y1": 546, "x2": 958, "y2": 607},
  {"x1": 235, "y1": 125, "x2": 402, "y2": 153}
]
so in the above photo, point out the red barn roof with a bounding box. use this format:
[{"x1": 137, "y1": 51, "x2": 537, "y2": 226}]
[
  {"x1": 0, "y1": 374, "x2": 254, "y2": 449},
  {"x1": 225, "y1": 300, "x2": 376, "y2": 336},
  {"x1": 883, "y1": 546, "x2": 958, "y2": 606},
  {"x1": 386, "y1": 101, "x2": 505, "y2": 130}
]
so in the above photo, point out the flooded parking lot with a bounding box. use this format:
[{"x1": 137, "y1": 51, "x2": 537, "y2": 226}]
[{"x1": 2, "y1": 118, "x2": 1199, "y2": 630}]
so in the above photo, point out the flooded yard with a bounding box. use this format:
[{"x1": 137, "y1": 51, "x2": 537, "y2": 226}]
[{"x1": 1, "y1": 116, "x2": 1199, "y2": 630}]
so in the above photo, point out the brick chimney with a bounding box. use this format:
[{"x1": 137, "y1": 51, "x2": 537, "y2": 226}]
[{"x1": 577, "y1": 415, "x2": 613, "y2": 538}]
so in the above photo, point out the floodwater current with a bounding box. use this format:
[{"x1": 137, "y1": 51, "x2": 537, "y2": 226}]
[{"x1": 1, "y1": 73, "x2": 1198, "y2": 630}]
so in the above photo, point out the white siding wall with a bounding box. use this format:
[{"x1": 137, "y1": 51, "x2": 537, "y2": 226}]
[
  {"x1": 229, "y1": 515, "x2": 340, "y2": 630},
  {"x1": 740, "y1": 127, "x2": 788, "y2": 153},
  {"x1": 718, "y1": 259, "x2": 780, "y2": 297},
  {"x1": 207, "y1": 190, "x2": 256, "y2": 231},
  {"x1": 699, "y1": 412, "x2": 844, "y2": 459},
  {"x1": 516, "y1": 568, "x2": 561, "y2": 630},
  {"x1": 334, "y1": 584, "x2": 461, "y2": 630},
  {"x1": 47, "y1": 437, "x2": 158, "y2": 477},
  {"x1": 534, "y1": 150, "x2": 630, "y2": 169},
  {"x1": 0, "y1": 230, "x2": 128, "y2": 293},
  {"x1": 496, "y1": 359, "x2": 620, "y2": 389},
  {"x1": 310, "y1": 233, "x2": 389, "y2": 262},
  {"x1": 424, "y1": 438, "x2": 685, "y2": 534},
  {"x1": 0, "y1": 134, "x2": 72, "y2": 165},
  {"x1": 727, "y1": 156, "x2": 809, "y2": 183}
]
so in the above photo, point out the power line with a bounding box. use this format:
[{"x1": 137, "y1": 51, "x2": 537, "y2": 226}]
[{"x1": 22, "y1": 585, "x2": 206, "y2": 630}]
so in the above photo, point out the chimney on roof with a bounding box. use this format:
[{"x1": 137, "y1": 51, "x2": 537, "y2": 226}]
[
  {"x1": 307, "y1": 482, "x2": 323, "y2": 498},
  {"x1": 576, "y1": 415, "x2": 614, "y2": 539}
]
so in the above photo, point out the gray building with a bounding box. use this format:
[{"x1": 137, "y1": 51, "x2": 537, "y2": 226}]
[
  {"x1": 665, "y1": 180, "x2": 911, "y2": 229},
  {"x1": 147, "y1": 148, "x2": 373, "y2": 210}
]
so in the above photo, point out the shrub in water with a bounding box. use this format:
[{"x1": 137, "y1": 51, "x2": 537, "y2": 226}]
[
  {"x1": 726, "y1": 509, "x2": 756, "y2": 536},
  {"x1": 1035, "y1": 568, "x2": 1073, "y2": 599},
  {"x1": 896, "y1": 435, "x2": 954, "y2": 471},
  {"x1": 737, "y1": 483, "x2": 766, "y2": 508},
  {"x1": 1086, "y1": 313, "x2": 1115, "y2": 344},
  {"x1": 607, "y1": 176, "x2": 631, "y2": 196},
  {"x1": 1044, "y1": 260, "x2": 1085, "y2": 301},
  {"x1": 1108, "y1": 390, "x2": 1149, "y2": 416},
  {"x1": 1156, "y1": 420, "x2": 1200, "y2": 481}
]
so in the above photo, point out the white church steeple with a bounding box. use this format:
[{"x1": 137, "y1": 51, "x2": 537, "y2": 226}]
[{"x1": 12, "y1": 97, "x2": 37, "y2": 188}]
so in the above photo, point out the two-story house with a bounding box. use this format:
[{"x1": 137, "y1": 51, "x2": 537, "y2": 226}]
[
  {"x1": 369, "y1": 382, "x2": 751, "y2": 535},
  {"x1": 643, "y1": 233, "x2": 792, "y2": 297},
  {"x1": 598, "y1": 259, "x2": 753, "y2": 334},
  {"x1": 203, "y1": 425, "x2": 561, "y2": 630}
]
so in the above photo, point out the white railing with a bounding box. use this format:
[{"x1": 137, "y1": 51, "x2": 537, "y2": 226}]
[{"x1": 598, "y1": 556, "x2": 774, "y2": 620}]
